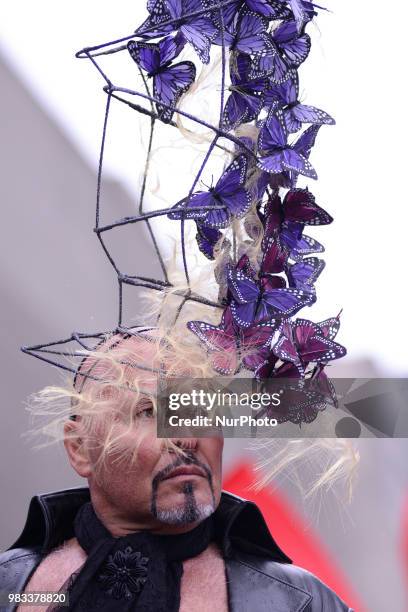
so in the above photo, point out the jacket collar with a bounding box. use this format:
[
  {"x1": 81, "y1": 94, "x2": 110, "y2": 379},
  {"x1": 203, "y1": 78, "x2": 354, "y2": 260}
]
[{"x1": 10, "y1": 487, "x2": 291, "y2": 564}]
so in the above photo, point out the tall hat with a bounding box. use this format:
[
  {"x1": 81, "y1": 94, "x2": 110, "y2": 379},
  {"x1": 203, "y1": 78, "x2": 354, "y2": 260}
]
[{"x1": 22, "y1": 0, "x2": 346, "y2": 423}]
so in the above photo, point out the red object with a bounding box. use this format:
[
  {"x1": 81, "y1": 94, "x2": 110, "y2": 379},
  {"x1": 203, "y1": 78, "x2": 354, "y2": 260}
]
[{"x1": 223, "y1": 461, "x2": 365, "y2": 612}]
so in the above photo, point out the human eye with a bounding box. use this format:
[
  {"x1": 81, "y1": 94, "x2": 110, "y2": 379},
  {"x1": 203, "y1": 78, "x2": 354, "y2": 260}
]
[{"x1": 134, "y1": 400, "x2": 155, "y2": 419}]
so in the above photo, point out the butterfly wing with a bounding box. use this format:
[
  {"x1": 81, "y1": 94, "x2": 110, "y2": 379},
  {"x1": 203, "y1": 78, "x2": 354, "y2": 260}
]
[
  {"x1": 292, "y1": 103, "x2": 335, "y2": 126},
  {"x1": 180, "y1": 17, "x2": 218, "y2": 63},
  {"x1": 241, "y1": 319, "x2": 282, "y2": 371},
  {"x1": 262, "y1": 191, "x2": 283, "y2": 244},
  {"x1": 128, "y1": 41, "x2": 161, "y2": 74},
  {"x1": 168, "y1": 191, "x2": 214, "y2": 221},
  {"x1": 135, "y1": 0, "x2": 173, "y2": 37},
  {"x1": 293, "y1": 123, "x2": 321, "y2": 158},
  {"x1": 166, "y1": 0, "x2": 184, "y2": 19},
  {"x1": 287, "y1": 257, "x2": 326, "y2": 289},
  {"x1": 288, "y1": 0, "x2": 315, "y2": 32},
  {"x1": 265, "y1": 71, "x2": 298, "y2": 106},
  {"x1": 294, "y1": 318, "x2": 347, "y2": 364},
  {"x1": 281, "y1": 225, "x2": 324, "y2": 259},
  {"x1": 153, "y1": 61, "x2": 196, "y2": 122},
  {"x1": 257, "y1": 285, "x2": 315, "y2": 321},
  {"x1": 258, "y1": 108, "x2": 287, "y2": 151},
  {"x1": 224, "y1": 53, "x2": 266, "y2": 129},
  {"x1": 281, "y1": 147, "x2": 318, "y2": 179},
  {"x1": 228, "y1": 266, "x2": 260, "y2": 328},
  {"x1": 246, "y1": 0, "x2": 292, "y2": 19},
  {"x1": 283, "y1": 189, "x2": 333, "y2": 225},
  {"x1": 227, "y1": 267, "x2": 260, "y2": 304},
  {"x1": 205, "y1": 155, "x2": 251, "y2": 225},
  {"x1": 317, "y1": 314, "x2": 342, "y2": 340},
  {"x1": 234, "y1": 12, "x2": 274, "y2": 56},
  {"x1": 187, "y1": 313, "x2": 239, "y2": 375},
  {"x1": 158, "y1": 34, "x2": 186, "y2": 63},
  {"x1": 195, "y1": 224, "x2": 224, "y2": 260},
  {"x1": 261, "y1": 236, "x2": 288, "y2": 273},
  {"x1": 273, "y1": 322, "x2": 303, "y2": 372},
  {"x1": 280, "y1": 34, "x2": 311, "y2": 66},
  {"x1": 203, "y1": 0, "x2": 240, "y2": 28}
]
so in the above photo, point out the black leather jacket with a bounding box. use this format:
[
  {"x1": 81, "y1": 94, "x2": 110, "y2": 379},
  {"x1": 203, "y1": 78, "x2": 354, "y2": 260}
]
[{"x1": 0, "y1": 487, "x2": 353, "y2": 611}]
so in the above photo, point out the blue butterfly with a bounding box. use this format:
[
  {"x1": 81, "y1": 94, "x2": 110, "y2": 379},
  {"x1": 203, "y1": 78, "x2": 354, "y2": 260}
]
[
  {"x1": 168, "y1": 155, "x2": 252, "y2": 228},
  {"x1": 288, "y1": 0, "x2": 321, "y2": 32},
  {"x1": 223, "y1": 53, "x2": 266, "y2": 131},
  {"x1": 136, "y1": 0, "x2": 218, "y2": 63},
  {"x1": 266, "y1": 71, "x2": 335, "y2": 133},
  {"x1": 227, "y1": 259, "x2": 315, "y2": 327},
  {"x1": 257, "y1": 106, "x2": 318, "y2": 179},
  {"x1": 128, "y1": 36, "x2": 196, "y2": 123},
  {"x1": 209, "y1": 0, "x2": 291, "y2": 20},
  {"x1": 255, "y1": 19, "x2": 310, "y2": 81},
  {"x1": 214, "y1": 11, "x2": 278, "y2": 63},
  {"x1": 195, "y1": 224, "x2": 225, "y2": 259},
  {"x1": 286, "y1": 257, "x2": 326, "y2": 292},
  {"x1": 272, "y1": 20, "x2": 311, "y2": 66}
]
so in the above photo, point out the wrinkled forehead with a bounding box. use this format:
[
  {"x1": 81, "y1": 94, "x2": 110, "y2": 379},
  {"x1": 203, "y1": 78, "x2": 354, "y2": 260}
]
[{"x1": 73, "y1": 330, "x2": 164, "y2": 398}]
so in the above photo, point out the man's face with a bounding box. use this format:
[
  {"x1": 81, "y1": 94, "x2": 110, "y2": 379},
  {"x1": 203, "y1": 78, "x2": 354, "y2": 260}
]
[{"x1": 86, "y1": 402, "x2": 224, "y2": 532}]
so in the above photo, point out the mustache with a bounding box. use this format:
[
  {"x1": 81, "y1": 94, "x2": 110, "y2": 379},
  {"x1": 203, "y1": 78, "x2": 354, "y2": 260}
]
[{"x1": 152, "y1": 452, "x2": 213, "y2": 488}]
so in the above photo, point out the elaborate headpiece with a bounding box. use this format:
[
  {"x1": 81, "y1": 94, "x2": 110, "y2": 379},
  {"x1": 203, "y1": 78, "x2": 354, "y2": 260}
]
[{"x1": 23, "y1": 0, "x2": 346, "y2": 423}]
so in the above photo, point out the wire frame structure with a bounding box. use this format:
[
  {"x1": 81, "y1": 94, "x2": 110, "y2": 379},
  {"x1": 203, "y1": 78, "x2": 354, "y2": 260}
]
[
  {"x1": 22, "y1": 0, "x2": 346, "y2": 404},
  {"x1": 21, "y1": 1, "x2": 240, "y2": 379}
]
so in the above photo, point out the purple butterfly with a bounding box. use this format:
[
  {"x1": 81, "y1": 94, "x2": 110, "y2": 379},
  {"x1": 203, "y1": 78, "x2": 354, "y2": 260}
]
[
  {"x1": 226, "y1": 12, "x2": 279, "y2": 73},
  {"x1": 273, "y1": 317, "x2": 346, "y2": 375},
  {"x1": 136, "y1": 0, "x2": 218, "y2": 63},
  {"x1": 254, "y1": 19, "x2": 310, "y2": 81},
  {"x1": 245, "y1": 0, "x2": 292, "y2": 19},
  {"x1": 135, "y1": 0, "x2": 175, "y2": 37},
  {"x1": 252, "y1": 359, "x2": 336, "y2": 426},
  {"x1": 128, "y1": 36, "x2": 196, "y2": 123},
  {"x1": 202, "y1": 0, "x2": 239, "y2": 29},
  {"x1": 317, "y1": 310, "x2": 343, "y2": 341},
  {"x1": 257, "y1": 107, "x2": 318, "y2": 179},
  {"x1": 168, "y1": 154, "x2": 251, "y2": 228},
  {"x1": 261, "y1": 188, "x2": 332, "y2": 244},
  {"x1": 280, "y1": 223, "x2": 324, "y2": 260},
  {"x1": 286, "y1": 256, "x2": 325, "y2": 291},
  {"x1": 258, "y1": 190, "x2": 326, "y2": 272},
  {"x1": 272, "y1": 19, "x2": 311, "y2": 67},
  {"x1": 223, "y1": 54, "x2": 266, "y2": 131},
  {"x1": 227, "y1": 257, "x2": 315, "y2": 327},
  {"x1": 188, "y1": 305, "x2": 281, "y2": 374},
  {"x1": 309, "y1": 365, "x2": 338, "y2": 408},
  {"x1": 205, "y1": 0, "x2": 291, "y2": 24},
  {"x1": 195, "y1": 223, "x2": 225, "y2": 259},
  {"x1": 281, "y1": 188, "x2": 333, "y2": 225},
  {"x1": 288, "y1": 0, "x2": 320, "y2": 33},
  {"x1": 265, "y1": 71, "x2": 335, "y2": 133},
  {"x1": 217, "y1": 11, "x2": 292, "y2": 84},
  {"x1": 255, "y1": 123, "x2": 322, "y2": 190}
]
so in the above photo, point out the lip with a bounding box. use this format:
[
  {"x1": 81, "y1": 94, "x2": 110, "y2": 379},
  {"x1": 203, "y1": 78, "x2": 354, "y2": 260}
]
[{"x1": 162, "y1": 466, "x2": 207, "y2": 481}]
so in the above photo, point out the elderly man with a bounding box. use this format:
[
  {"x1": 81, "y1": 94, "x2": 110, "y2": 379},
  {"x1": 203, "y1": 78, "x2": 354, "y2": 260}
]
[{"x1": 0, "y1": 332, "x2": 352, "y2": 611}]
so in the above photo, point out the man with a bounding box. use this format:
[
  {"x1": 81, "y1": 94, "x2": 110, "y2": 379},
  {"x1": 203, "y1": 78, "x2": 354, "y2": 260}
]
[{"x1": 0, "y1": 332, "x2": 353, "y2": 611}]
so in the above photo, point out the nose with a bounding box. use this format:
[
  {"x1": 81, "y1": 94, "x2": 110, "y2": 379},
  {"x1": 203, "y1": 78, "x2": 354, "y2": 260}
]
[{"x1": 167, "y1": 438, "x2": 198, "y2": 452}]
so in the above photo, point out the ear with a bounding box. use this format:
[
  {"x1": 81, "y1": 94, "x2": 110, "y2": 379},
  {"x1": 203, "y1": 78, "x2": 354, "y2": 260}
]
[{"x1": 63, "y1": 419, "x2": 93, "y2": 478}]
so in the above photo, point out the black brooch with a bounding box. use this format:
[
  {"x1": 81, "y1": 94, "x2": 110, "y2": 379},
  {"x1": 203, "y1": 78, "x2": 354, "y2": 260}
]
[{"x1": 98, "y1": 546, "x2": 149, "y2": 600}]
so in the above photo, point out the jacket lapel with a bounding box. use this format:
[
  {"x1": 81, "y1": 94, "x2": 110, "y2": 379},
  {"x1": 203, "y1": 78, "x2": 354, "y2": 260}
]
[{"x1": 225, "y1": 557, "x2": 312, "y2": 612}]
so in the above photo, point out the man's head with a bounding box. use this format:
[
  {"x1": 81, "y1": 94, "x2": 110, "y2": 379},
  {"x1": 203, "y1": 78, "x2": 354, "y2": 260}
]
[{"x1": 63, "y1": 330, "x2": 224, "y2": 535}]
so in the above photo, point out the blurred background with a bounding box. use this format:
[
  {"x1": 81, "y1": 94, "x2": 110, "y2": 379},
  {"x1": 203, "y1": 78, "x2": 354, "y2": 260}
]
[{"x1": 1, "y1": 2, "x2": 408, "y2": 611}]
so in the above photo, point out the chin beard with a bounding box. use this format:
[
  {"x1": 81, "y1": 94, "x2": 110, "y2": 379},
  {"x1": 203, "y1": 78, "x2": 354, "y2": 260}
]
[{"x1": 151, "y1": 480, "x2": 216, "y2": 526}]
